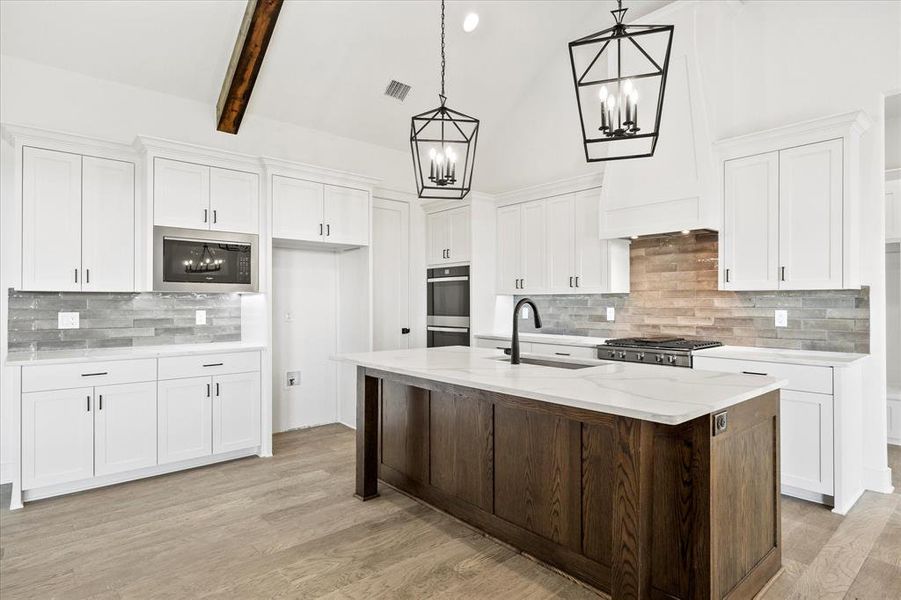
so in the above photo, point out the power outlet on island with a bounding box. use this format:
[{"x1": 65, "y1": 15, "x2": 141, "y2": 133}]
[
  {"x1": 57, "y1": 312, "x2": 79, "y2": 329},
  {"x1": 774, "y1": 310, "x2": 788, "y2": 328},
  {"x1": 195, "y1": 310, "x2": 207, "y2": 325},
  {"x1": 606, "y1": 307, "x2": 615, "y2": 321}
]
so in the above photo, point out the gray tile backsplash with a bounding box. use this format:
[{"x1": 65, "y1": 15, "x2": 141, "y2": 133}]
[
  {"x1": 515, "y1": 232, "x2": 870, "y2": 354},
  {"x1": 8, "y1": 291, "x2": 242, "y2": 353}
]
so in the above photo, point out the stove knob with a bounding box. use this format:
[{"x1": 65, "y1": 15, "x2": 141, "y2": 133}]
[
  {"x1": 618, "y1": 351, "x2": 627, "y2": 359},
  {"x1": 655, "y1": 355, "x2": 663, "y2": 363},
  {"x1": 608, "y1": 350, "x2": 617, "y2": 358},
  {"x1": 636, "y1": 352, "x2": 645, "y2": 361},
  {"x1": 667, "y1": 355, "x2": 677, "y2": 364}
]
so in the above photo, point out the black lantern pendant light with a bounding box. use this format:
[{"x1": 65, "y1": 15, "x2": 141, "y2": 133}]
[
  {"x1": 410, "y1": 0, "x2": 479, "y2": 199},
  {"x1": 568, "y1": 0, "x2": 673, "y2": 162}
]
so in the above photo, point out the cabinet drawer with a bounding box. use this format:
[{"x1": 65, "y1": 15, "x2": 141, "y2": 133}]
[
  {"x1": 693, "y1": 356, "x2": 832, "y2": 395},
  {"x1": 157, "y1": 351, "x2": 260, "y2": 380},
  {"x1": 22, "y1": 359, "x2": 157, "y2": 393},
  {"x1": 530, "y1": 343, "x2": 597, "y2": 359}
]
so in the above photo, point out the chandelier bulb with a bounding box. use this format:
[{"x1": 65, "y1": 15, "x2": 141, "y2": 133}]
[
  {"x1": 623, "y1": 79, "x2": 634, "y2": 96},
  {"x1": 598, "y1": 86, "x2": 608, "y2": 102}
]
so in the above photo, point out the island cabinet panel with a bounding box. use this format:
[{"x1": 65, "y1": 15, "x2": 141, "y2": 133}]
[
  {"x1": 428, "y1": 390, "x2": 494, "y2": 512},
  {"x1": 493, "y1": 404, "x2": 582, "y2": 551},
  {"x1": 379, "y1": 381, "x2": 430, "y2": 484},
  {"x1": 581, "y1": 422, "x2": 616, "y2": 567}
]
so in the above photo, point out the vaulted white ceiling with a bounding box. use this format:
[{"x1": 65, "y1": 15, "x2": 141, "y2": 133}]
[{"x1": 0, "y1": 0, "x2": 669, "y2": 193}]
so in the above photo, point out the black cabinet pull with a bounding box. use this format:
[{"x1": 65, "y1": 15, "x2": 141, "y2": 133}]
[
  {"x1": 319, "y1": 223, "x2": 323, "y2": 235},
  {"x1": 555, "y1": 352, "x2": 571, "y2": 356},
  {"x1": 86, "y1": 269, "x2": 90, "y2": 284},
  {"x1": 213, "y1": 209, "x2": 217, "y2": 224},
  {"x1": 206, "y1": 383, "x2": 211, "y2": 397},
  {"x1": 202, "y1": 363, "x2": 223, "y2": 368},
  {"x1": 569, "y1": 276, "x2": 573, "y2": 288},
  {"x1": 81, "y1": 372, "x2": 108, "y2": 377},
  {"x1": 99, "y1": 394, "x2": 103, "y2": 410},
  {"x1": 326, "y1": 224, "x2": 330, "y2": 236},
  {"x1": 575, "y1": 276, "x2": 580, "y2": 287},
  {"x1": 204, "y1": 208, "x2": 208, "y2": 223},
  {"x1": 725, "y1": 268, "x2": 730, "y2": 283},
  {"x1": 446, "y1": 248, "x2": 450, "y2": 259},
  {"x1": 86, "y1": 395, "x2": 90, "y2": 411},
  {"x1": 742, "y1": 370, "x2": 768, "y2": 376},
  {"x1": 781, "y1": 266, "x2": 786, "y2": 281},
  {"x1": 216, "y1": 383, "x2": 220, "y2": 396},
  {"x1": 75, "y1": 268, "x2": 78, "y2": 283}
]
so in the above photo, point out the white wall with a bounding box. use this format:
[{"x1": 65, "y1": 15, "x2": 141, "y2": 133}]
[
  {"x1": 885, "y1": 116, "x2": 901, "y2": 171},
  {"x1": 272, "y1": 248, "x2": 338, "y2": 431},
  {"x1": 888, "y1": 244, "x2": 900, "y2": 391}
]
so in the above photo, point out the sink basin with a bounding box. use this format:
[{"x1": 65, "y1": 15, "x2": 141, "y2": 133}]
[{"x1": 491, "y1": 356, "x2": 596, "y2": 370}]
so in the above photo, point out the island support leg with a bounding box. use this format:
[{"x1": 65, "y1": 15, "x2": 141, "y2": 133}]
[
  {"x1": 355, "y1": 367, "x2": 380, "y2": 500},
  {"x1": 611, "y1": 417, "x2": 655, "y2": 599}
]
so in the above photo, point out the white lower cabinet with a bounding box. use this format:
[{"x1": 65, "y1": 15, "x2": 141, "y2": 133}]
[
  {"x1": 22, "y1": 387, "x2": 95, "y2": 489},
  {"x1": 157, "y1": 376, "x2": 213, "y2": 464},
  {"x1": 94, "y1": 382, "x2": 158, "y2": 476},
  {"x1": 213, "y1": 372, "x2": 261, "y2": 453}
]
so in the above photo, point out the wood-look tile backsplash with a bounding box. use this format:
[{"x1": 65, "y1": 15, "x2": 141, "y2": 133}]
[
  {"x1": 7, "y1": 291, "x2": 242, "y2": 354},
  {"x1": 515, "y1": 232, "x2": 869, "y2": 353}
]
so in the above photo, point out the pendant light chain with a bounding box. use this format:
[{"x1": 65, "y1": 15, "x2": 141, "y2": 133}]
[{"x1": 440, "y1": 0, "x2": 446, "y2": 98}]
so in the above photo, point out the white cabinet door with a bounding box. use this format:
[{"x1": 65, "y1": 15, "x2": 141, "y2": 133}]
[
  {"x1": 157, "y1": 377, "x2": 212, "y2": 464},
  {"x1": 573, "y1": 190, "x2": 609, "y2": 293},
  {"x1": 212, "y1": 372, "x2": 261, "y2": 453},
  {"x1": 781, "y1": 390, "x2": 834, "y2": 495},
  {"x1": 210, "y1": 168, "x2": 259, "y2": 234},
  {"x1": 22, "y1": 147, "x2": 82, "y2": 291},
  {"x1": 722, "y1": 152, "x2": 780, "y2": 291},
  {"x1": 154, "y1": 158, "x2": 210, "y2": 229},
  {"x1": 448, "y1": 206, "x2": 471, "y2": 263},
  {"x1": 778, "y1": 140, "x2": 843, "y2": 289},
  {"x1": 94, "y1": 381, "x2": 157, "y2": 476},
  {"x1": 545, "y1": 194, "x2": 575, "y2": 292},
  {"x1": 427, "y1": 210, "x2": 449, "y2": 266},
  {"x1": 81, "y1": 156, "x2": 135, "y2": 292},
  {"x1": 271, "y1": 176, "x2": 324, "y2": 242},
  {"x1": 324, "y1": 185, "x2": 369, "y2": 245},
  {"x1": 520, "y1": 200, "x2": 547, "y2": 294},
  {"x1": 22, "y1": 387, "x2": 94, "y2": 489},
  {"x1": 496, "y1": 204, "x2": 522, "y2": 294},
  {"x1": 887, "y1": 179, "x2": 901, "y2": 243}
]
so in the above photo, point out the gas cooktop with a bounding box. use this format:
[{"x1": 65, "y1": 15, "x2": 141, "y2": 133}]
[{"x1": 600, "y1": 337, "x2": 723, "y2": 367}]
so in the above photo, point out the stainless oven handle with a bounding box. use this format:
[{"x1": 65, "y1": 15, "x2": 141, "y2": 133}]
[
  {"x1": 426, "y1": 276, "x2": 469, "y2": 283},
  {"x1": 427, "y1": 326, "x2": 469, "y2": 333},
  {"x1": 162, "y1": 236, "x2": 249, "y2": 245}
]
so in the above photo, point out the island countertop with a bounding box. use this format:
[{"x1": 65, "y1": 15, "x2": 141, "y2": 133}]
[{"x1": 336, "y1": 345, "x2": 785, "y2": 425}]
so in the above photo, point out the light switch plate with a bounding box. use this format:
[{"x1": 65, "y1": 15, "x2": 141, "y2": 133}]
[
  {"x1": 606, "y1": 307, "x2": 615, "y2": 321},
  {"x1": 195, "y1": 310, "x2": 207, "y2": 325},
  {"x1": 57, "y1": 312, "x2": 79, "y2": 329},
  {"x1": 774, "y1": 309, "x2": 788, "y2": 328}
]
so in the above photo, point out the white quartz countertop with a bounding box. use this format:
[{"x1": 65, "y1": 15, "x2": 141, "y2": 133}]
[
  {"x1": 693, "y1": 345, "x2": 868, "y2": 368},
  {"x1": 335, "y1": 346, "x2": 786, "y2": 425},
  {"x1": 474, "y1": 332, "x2": 608, "y2": 347},
  {"x1": 6, "y1": 341, "x2": 266, "y2": 366}
]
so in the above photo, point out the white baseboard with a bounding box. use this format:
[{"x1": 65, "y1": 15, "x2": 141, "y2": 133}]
[{"x1": 863, "y1": 465, "x2": 895, "y2": 494}]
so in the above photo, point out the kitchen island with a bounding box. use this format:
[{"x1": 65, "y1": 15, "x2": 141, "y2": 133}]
[{"x1": 337, "y1": 346, "x2": 787, "y2": 600}]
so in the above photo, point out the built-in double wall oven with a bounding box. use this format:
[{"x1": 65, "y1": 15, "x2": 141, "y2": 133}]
[{"x1": 427, "y1": 265, "x2": 470, "y2": 347}]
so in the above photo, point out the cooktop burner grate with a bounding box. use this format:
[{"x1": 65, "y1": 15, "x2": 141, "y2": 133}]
[{"x1": 604, "y1": 337, "x2": 723, "y2": 351}]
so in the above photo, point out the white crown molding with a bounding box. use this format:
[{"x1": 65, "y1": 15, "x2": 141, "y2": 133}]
[
  {"x1": 372, "y1": 187, "x2": 418, "y2": 204},
  {"x1": 135, "y1": 135, "x2": 262, "y2": 173},
  {"x1": 1, "y1": 123, "x2": 136, "y2": 161},
  {"x1": 261, "y1": 156, "x2": 380, "y2": 190},
  {"x1": 494, "y1": 172, "x2": 604, "y2": 207},
  {"x1": 714, "y1": 111, "x2": 873, "y2": 159}
]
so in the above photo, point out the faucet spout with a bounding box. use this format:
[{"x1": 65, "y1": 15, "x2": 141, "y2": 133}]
[{"x1": 511, "y1": 298, "x2": 542, "y2": 365}]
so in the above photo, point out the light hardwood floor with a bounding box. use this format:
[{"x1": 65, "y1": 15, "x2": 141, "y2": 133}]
[{"x1": 1, "y1": 426, "x2": 899, "y2": 599}]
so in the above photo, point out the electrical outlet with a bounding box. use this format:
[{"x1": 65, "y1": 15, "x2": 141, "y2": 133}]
[
  {"x1": 606, "y1": 307, "x2": 615, "y2": 321},
  {"x1": 57, "y1": 312, "x2": 79, "y2": 329},
  {"x1": 774, "y1": 309, "x2": 788, "y2": 328},
  {"x1": 195, "y1": 310, "x2": 207, "y2": 325},
  {"x1": 521, "y1": 305, "x2": 530, "y2": 319},
  {"x1": 285, "y1": 311, "x2": 293, "y2": 322},
  {"x1": 286, "y1": 371, "x2": 300, "y2": 388}
]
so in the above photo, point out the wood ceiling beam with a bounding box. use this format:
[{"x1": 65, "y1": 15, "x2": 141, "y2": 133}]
[{"x1": 216, "y1": 0, "x2": 283, "y2": 134}]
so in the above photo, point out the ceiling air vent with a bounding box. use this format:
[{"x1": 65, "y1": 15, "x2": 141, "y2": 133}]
[{"x1": 384, "y1": 79, "x2": 411, "y2": 102}]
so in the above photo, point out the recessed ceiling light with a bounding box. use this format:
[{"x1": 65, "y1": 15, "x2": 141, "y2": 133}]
[{"x1": 463, "y1": 12, "x2": 479, "y2": 33}]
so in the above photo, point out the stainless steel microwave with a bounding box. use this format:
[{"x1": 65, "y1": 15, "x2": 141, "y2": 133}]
[{"x1": 153, "y1": 226, "x2": 258, "y2": 293}]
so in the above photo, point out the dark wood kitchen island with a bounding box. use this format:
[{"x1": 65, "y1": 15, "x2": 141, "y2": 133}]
[{"x1": 338, "y1": 346, "x2": 786, "y2": 600}]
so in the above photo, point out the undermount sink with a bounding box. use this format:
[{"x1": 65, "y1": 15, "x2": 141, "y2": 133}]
[{"x1": 490, "y1": 356, "x2": 596, "y2": 370}]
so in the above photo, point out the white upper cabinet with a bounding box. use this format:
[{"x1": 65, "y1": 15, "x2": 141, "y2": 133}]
[
  {"x1": 779, "y1": 140, "x2": 843, "y2": 289},
  {"x1": 81, "y1": 157, "x2": 135, "y2": 292},
  {"x1": 497, "y1": 191, "x2": 630, "y2": 295},
  {"x1": 210, "y1": 167, "x2": 259, "y2": 234},
  {"x1": 154, "y1": 158, "x2": 210, "y2": 229},
  {"x1": 888, "y1": 177, "x2": 901, "y2": 243},
  {"x1": 426, "y1": 205, "x2": 470, "y2": 266},
  {"x1": 212, "y1": 371, "x2": 261, "y2": 454},
  {"x1": 722, "y1": 152, "x2": 780, "y2": 291},
  {"x1": 93, "y1": 381, "x2": 157, "y2": 477},
  {"x1": 717, "y1": 112, "x2": 869, "y2": 291},
  {"x1": 271, "y1": 175, "x2": 369, "y2": 248},
  {"x1": 272, "y1": 176, "x2": 324, "y2": 241},
  {"x1": 22, "y1": 387, "x2": 94, "y2": 489},
  {"x1": 154, "y1": 158, "x2": 259, "y2": 234},
  {"x1": 22, "y1": 147, "x2": 135, "y2": 292},
  {"x1": 22, "y1": 147, "x2": 83, "y2": 292},
  {"x1": 323, "y1": 185, "x2": 369, "y2": 246}
]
